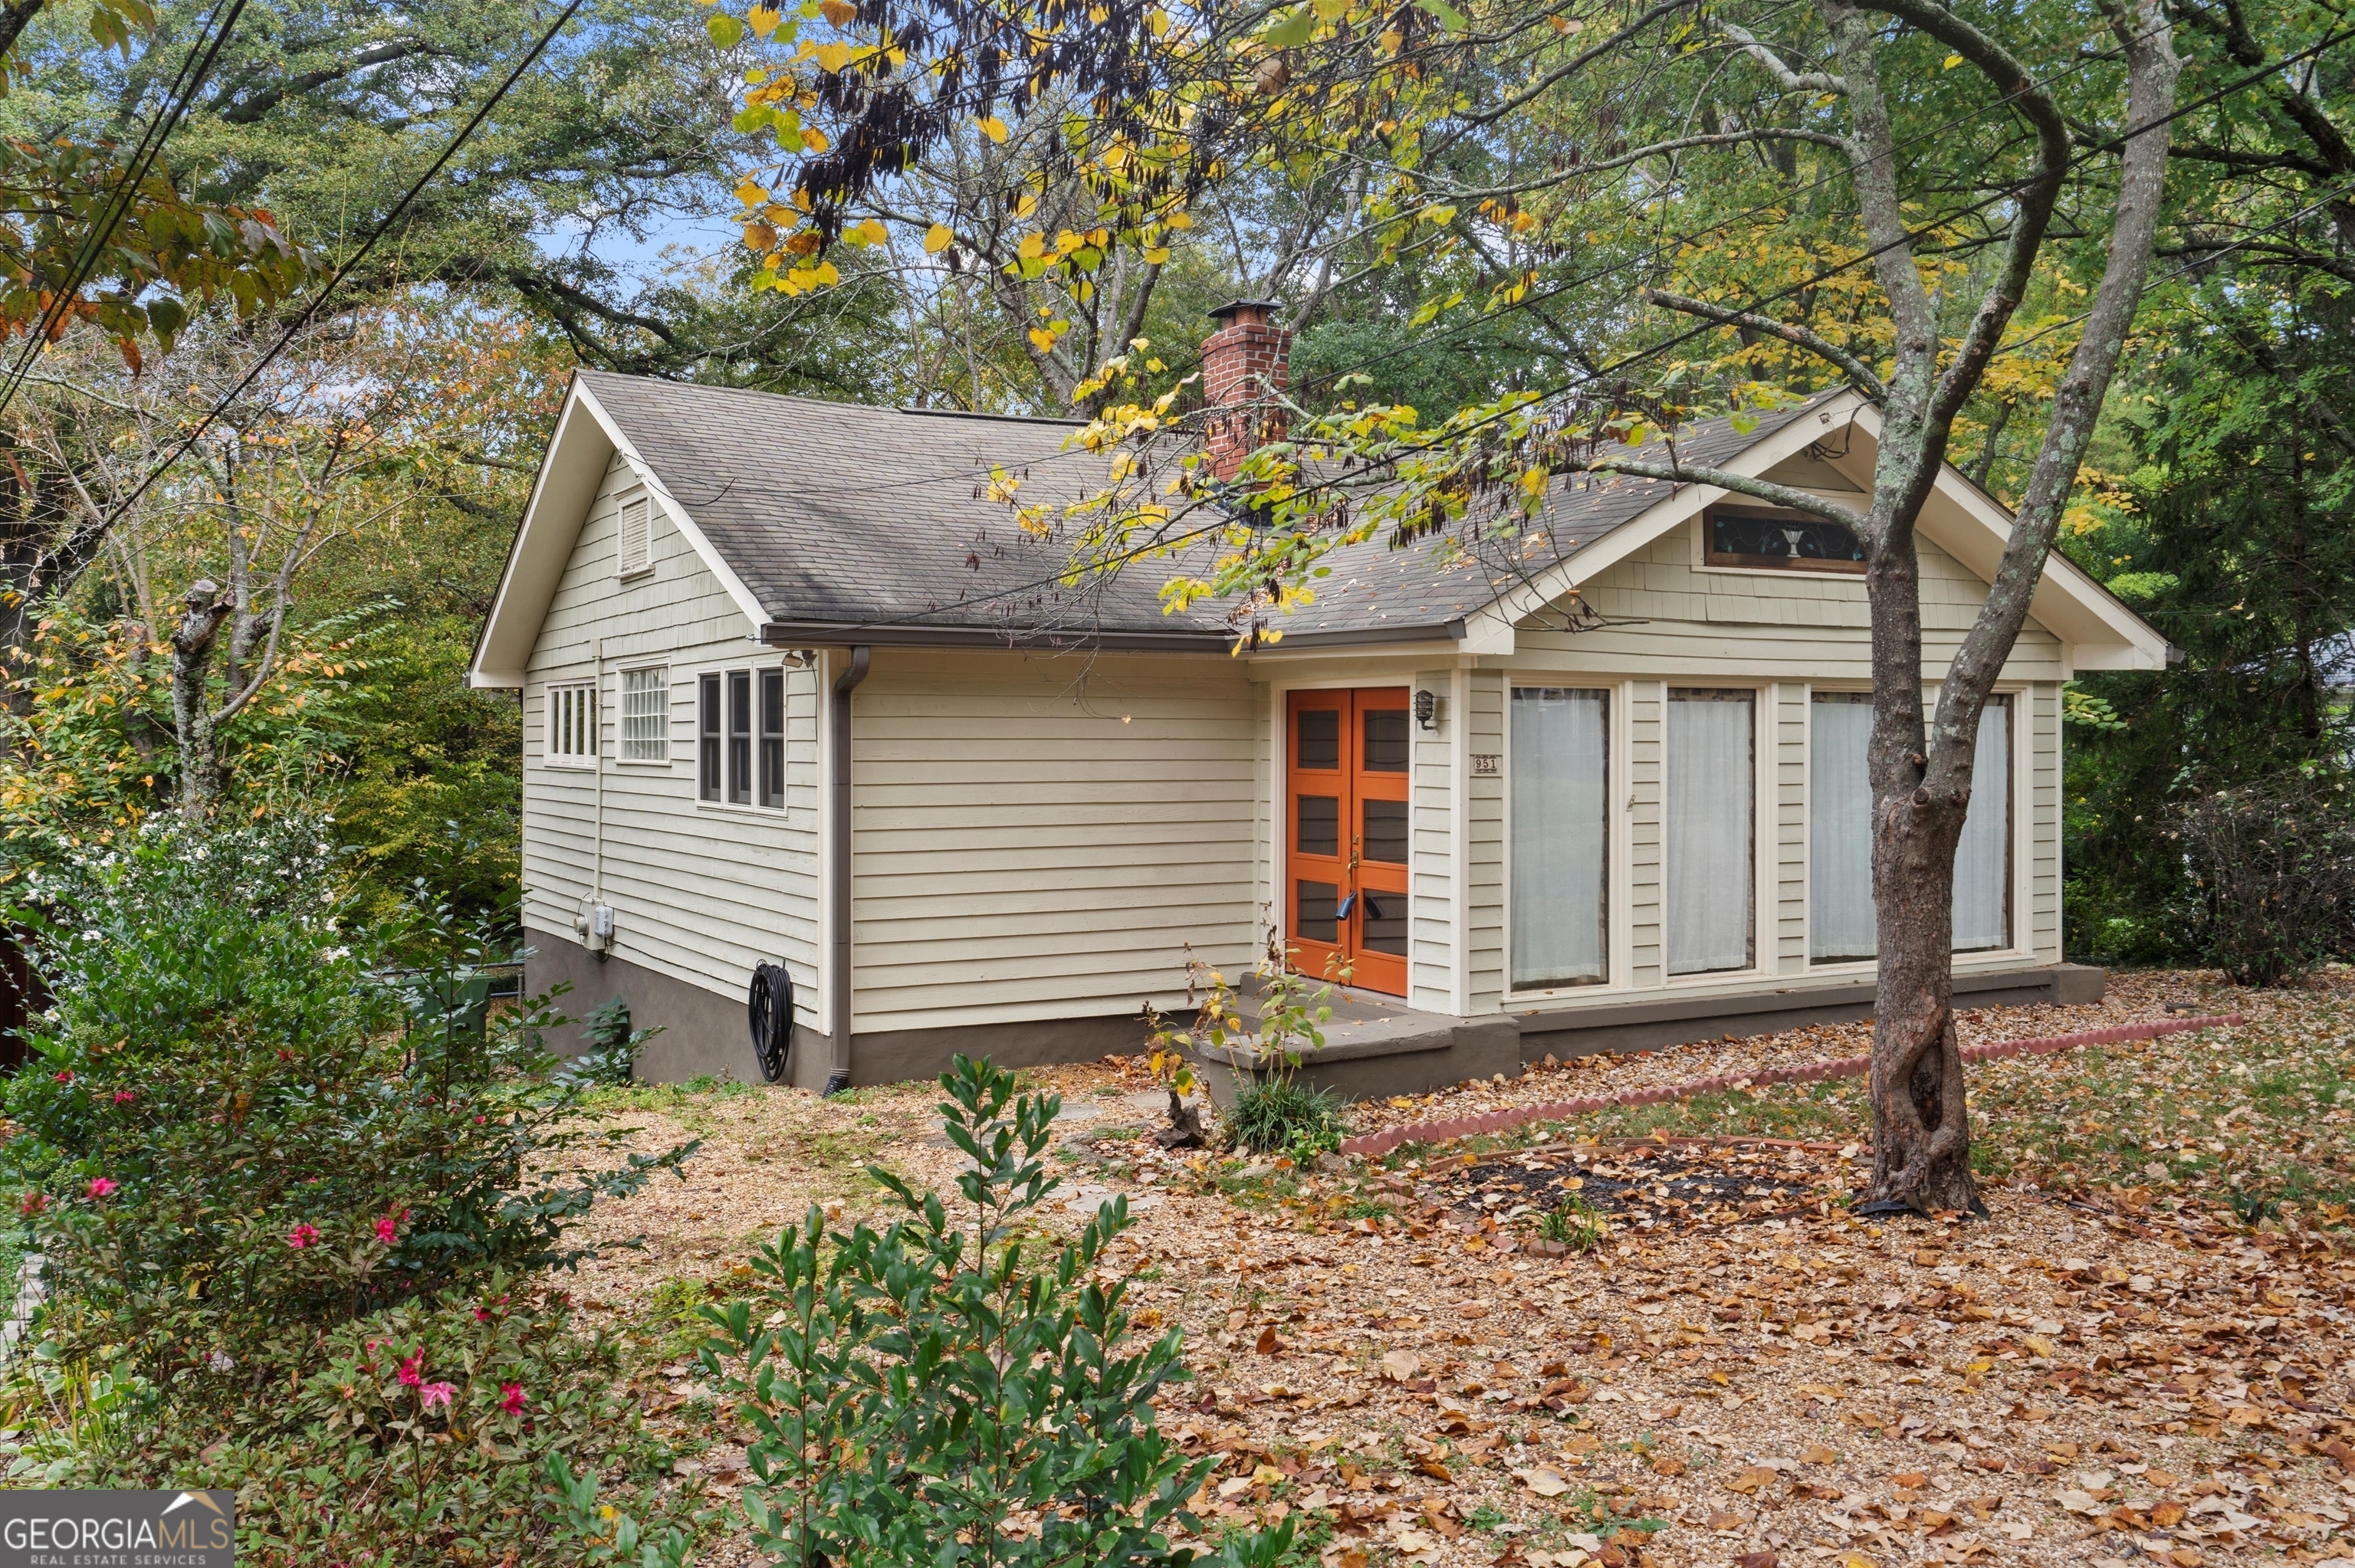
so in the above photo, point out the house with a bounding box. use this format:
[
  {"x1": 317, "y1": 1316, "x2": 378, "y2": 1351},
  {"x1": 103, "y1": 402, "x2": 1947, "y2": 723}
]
[{"x1": 468, "y1": 303, "x2": 2169, "y2": 1090}]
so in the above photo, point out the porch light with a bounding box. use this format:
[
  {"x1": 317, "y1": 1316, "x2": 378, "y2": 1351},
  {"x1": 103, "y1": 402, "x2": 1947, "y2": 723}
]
[{"x1": 1414, "y1": 689, "x2": 1437, "y2": 730}]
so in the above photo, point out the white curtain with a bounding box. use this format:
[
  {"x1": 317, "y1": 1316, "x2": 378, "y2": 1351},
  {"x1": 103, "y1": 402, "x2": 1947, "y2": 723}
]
[
  {"x1": 1510, "y1": 689, "x2": 1608, "y2": 988},
  {"x1": 1809, "y1": 694, "x2": 1876, "y2": 960},
  {"x1": 1953, "y1": 697, "x2": 2012, "y2": 950},
  {"x1": 1667, "y1": 691, "x2": 1754, "y2": 974}
]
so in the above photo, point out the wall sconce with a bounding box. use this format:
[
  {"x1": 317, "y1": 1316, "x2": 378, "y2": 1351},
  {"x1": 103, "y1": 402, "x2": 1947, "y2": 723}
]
[{"x1": 1414, "y1": 689, "x2": 1437, "y2": 730}]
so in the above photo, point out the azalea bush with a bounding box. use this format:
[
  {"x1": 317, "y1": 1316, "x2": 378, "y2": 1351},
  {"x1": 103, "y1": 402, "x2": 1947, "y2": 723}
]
[{"x1": 0, "y1": 815, "x2": 690, "y2": 1387}]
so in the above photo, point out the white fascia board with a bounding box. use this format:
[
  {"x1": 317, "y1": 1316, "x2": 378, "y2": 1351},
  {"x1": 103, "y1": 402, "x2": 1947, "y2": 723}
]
[
  {"x1": 573, "y1": 385, "x2": 771, "y2": 632},
  {"x1": 465, "y1": 381, "x2": 771, "y2": 691},
  {"x1": 1847, "y1": 405, "x2": 2169, "y2": 672},
  {"x1": 468, "y1": 384, "x2": 611, "y2": 689},
  {"x1": 1459, "y1": 388, "x2": 1870, "y2": 646}
]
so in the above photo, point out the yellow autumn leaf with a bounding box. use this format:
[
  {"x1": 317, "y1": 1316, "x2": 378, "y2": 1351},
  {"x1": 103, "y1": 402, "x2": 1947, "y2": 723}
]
[
  {"x1": 749, "y1": 3, "x2": 783, "y2": 36},
  {"x1": 854, "y1": 218, "x2": 888, "y2": 245},
  {"x1": 1017, "y1": 232, "x2": 1046, "y2": 260},
  {"x1": 1143, "y1": 246, "x2": 1171, "y2": 264},
  {"x1": 815, "y1": 40, "x2": 852, "y2": 70},
  {"x1": 923, "y1": 222, "x2": 954, "y2": 254},
  {"x1": 977, "y1": 114, "x2": 1009, "y2": 143},
  {"x1": 1028, "y1": 327, "x2": 1057, "y2": 352},
  {"x1": 820, "y1": 0, "x2": 857, "y2": 22},
  {"x1": 1943, "y1": 52, "x2": 1962, "y2": 68},
  {"x1": 734, "y1": 178, "x2": 770, "y2": 208}
]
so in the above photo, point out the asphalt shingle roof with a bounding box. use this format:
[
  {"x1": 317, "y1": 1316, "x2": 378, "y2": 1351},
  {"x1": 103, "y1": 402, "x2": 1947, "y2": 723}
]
[{"x1": 577, "y1": 369, "x2": 1838, "y2": 646}]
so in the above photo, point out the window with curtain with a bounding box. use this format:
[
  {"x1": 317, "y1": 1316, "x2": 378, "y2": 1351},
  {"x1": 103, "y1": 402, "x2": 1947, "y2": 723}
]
[
  {"x1": 1509, "y1": 687, "x2": 1609, "y2": 989},
  {"x1": 1808, "y1": 691, "x2": 2014, "y2": 960},
  {"x1": 1953, "y1": 696, "x2": 2012, "y2": 951},
  {"x1": 1809, "y1": 693, "x2": 1876, "y2": 962},
  {"x1": 1667, "y1": 689, "x2": 1755, "y2": 974}
]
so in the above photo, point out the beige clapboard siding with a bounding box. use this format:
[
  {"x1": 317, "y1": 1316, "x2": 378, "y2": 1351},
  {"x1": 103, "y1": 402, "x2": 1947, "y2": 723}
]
[
  {"x1": 1773, "y1": 683, "x2": 1808, "y2": 973},
  {"x1": 1464, "y1": 671, "x2": 1506, "y2": 1013},
  {"x1": 1410, "y1": 667, "x2": 1455, "y2": 1012},
  {"x1": 2030, "y1": 684, "x2": 2061, "y2": 958},
  {"x1": 1519, "y1": 520, "x2": 2064, "y2": 681},
  {"x1": 847, "y1": 648, "x2": 1256, "y2": 1033},
  {"x1": 520, "y1": 451, "x2": 823, "y2": 1020},
  {"x1": 1627, "y1": 681, "x2": 1664, "y2": 989}
]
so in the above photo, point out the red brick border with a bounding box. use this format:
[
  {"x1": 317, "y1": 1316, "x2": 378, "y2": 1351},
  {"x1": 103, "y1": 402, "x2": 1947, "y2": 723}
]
[{"x1": 1337, "y1": 1013, "x2": 2247, "y2": 1159}]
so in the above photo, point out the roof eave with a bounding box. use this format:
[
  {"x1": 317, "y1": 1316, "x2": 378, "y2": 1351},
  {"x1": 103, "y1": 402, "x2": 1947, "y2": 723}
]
[{"x1": 754, "y1": 618, "x2": 1232, "y2": 653}]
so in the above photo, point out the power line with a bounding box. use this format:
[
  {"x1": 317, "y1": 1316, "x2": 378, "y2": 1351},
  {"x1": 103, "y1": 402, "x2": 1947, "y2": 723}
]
[
  {"x1": 0, "y1": 0, "x2": 250, "y2": 419},
  {"x1": 95, "y1": 0, "x2": 596, "y2": 530}
]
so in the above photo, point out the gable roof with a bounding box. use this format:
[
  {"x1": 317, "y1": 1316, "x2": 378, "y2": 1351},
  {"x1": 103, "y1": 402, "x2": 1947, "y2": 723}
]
[{"x1": 468, "y1": 371, "x2": 2168, "y2": 686}]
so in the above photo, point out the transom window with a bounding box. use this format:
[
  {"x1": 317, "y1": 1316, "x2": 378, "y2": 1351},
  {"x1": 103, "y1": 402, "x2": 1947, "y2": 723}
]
[
  {"x1": 619, "y1": 668, "x2": 668, "y2": 762},
  {"x1": 1706, "y1": 507, "x2": 1865, "y2": 573},
  {"x1": 545, "y1": 682, "x2": 595, "y2": 767}
]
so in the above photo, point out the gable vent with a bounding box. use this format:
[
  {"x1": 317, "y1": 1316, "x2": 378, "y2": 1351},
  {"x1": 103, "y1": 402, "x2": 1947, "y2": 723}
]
[{"x1": 616, "y1": 495, "x2": 652, "y2": 578}]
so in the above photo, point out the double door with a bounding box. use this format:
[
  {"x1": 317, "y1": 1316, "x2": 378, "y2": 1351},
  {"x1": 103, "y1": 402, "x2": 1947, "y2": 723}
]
[{"x1": 1286, "y1": 689, "x2": 1411, "y2": 996}]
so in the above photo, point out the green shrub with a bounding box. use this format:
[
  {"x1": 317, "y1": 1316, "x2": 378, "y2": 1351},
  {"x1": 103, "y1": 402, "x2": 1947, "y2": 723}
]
[
  {"x1": 1224, "y1": 1078, "x2": 1345, "y2": 1158},
  {"x1": 2173, "y1": 773, "x2": 2355, "y2": 986},
  {"x1": 673, "y1": 1055, "x2": 1292, "y2": 1568},
  {"x1": 6, "y1": 1277, "x2": 696, "y2": 1566},
  {"x1": 570, "y1": 996, "x2": 660, "y2": 1085},
  {"x1": 1, "y1": 818, "x2": 693, "y2": 1389}
]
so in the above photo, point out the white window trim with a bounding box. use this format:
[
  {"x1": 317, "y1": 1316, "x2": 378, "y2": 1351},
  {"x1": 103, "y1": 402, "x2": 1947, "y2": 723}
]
[
  {"x1": 544, "y1": 680, "x2": 596, "y2": 770},
  {"x1": 1801, "y1": 680, "x2": 2035, "y2": 971},
  {"x1": 1499, "y1": 676, "x2": 1629, "y2": 1002},
  {"x1": 616, "y1": 493, "x2": 653, "y2": 580},
  {"x1": 690, "y1": 660, "x2": 799, "y2": 815},
  {"x1": 616, "y1": 664, "x2": 670, "y2": 766}
]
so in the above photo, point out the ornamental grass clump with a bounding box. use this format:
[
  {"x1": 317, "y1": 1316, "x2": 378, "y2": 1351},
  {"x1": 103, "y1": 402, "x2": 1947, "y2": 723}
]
[{"x1": 669, "y1": 1055, "x2": 1293, "y2": 1568}]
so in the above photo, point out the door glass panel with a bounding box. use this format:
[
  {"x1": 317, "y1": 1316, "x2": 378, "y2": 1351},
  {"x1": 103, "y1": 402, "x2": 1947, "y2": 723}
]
[
  {"x1": 1296, "y1": 881, "x2": 1338, "y2": 943},
  {"x1": 1296, "y1": 709, "x2": 1339, "y2": 769},
  {"x1": 1361, "y1": 891, "x2": 1407, "y2": 955},
  {"x1": 1361, "y1": 798, "x2": 1409, "y2": 864},
  {"x1": 1296, "y1": 795, "x2": 1338, "y2": 855},
  {"x1": 1362, "y1": 709, "x2": 1409, "y2": 772},
  {"x1": 1510, "y1": 687, "x2": 1608, "y2": 987}
]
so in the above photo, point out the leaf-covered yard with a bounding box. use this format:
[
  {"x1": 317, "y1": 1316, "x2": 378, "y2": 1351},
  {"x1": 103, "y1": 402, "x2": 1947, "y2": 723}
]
[{"x1": 576, "y1": 971, "x2": 2355, "y2": 1568}]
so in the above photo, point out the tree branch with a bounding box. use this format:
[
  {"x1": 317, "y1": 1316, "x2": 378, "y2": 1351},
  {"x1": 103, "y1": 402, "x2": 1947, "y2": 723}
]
[
  {"x1": 1574, "y1": 457, "x2": 1868, "y2": 532},
  {"x1": 1642, "y1": 287, "x2": 1889, "y2": 399},
  {"x1": 1721, "y1": 21, "x2": 1847, "y2": 95}
]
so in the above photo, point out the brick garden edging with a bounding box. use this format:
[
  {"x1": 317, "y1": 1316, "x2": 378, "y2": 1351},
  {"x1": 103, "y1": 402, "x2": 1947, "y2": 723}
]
[{"x1": 1337, "y1": 1013, "x2": 2248, "y2": 1159}]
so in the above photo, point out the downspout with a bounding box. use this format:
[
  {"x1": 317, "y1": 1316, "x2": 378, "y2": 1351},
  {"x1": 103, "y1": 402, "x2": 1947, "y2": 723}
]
[
  {"x1": 826, "y1": 645, "x2": 871, "y2": 1095},
  {"x1": 592, "y1": 638, "x2": 608, "y2": 963}
]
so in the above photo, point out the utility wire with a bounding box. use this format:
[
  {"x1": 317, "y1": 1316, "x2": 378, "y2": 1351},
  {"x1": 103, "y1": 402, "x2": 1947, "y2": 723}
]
[
  {"x1": 96, "y1": 0, "x2": 596, "y2": 530},
  {"x1": 0, "y1": 0, "x2": 250, "y2": 419}
]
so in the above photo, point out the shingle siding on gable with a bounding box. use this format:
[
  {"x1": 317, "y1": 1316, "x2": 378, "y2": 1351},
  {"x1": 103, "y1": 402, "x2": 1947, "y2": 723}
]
[{"x1": 522, "y1": 451, "x2": 823, "y2": 1030}]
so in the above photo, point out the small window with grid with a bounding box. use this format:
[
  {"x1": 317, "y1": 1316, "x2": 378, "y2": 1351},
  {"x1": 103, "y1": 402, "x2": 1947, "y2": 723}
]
[
  {"x1": 619, "y1": 667, "x2": 668, "y2": 762},
  {"x1": 545, "y1": 682, "x2": 595, "y2": 767}
]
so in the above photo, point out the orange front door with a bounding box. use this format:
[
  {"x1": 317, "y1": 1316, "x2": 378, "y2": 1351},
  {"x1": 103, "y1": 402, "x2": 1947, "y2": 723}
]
[{"x1": 1286, "y1": 688, "x2": 1411, "y2": 996}]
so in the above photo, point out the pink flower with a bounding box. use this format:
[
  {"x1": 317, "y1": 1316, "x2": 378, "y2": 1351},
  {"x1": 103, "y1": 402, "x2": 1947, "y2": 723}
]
[
  {"x1": 111, "y1": 1091, "x2": 135, "y2": 1105},
  {"x1": 373, "y1": 1208, "x2": 406, "y2": 1245},
  {"x1": 18, "y1": 1192, "x2": 44, "y2": 1217},
  {"x1": 286, "y1": 1222, "x2": 320, "y2": 1249},
  {"x1": 85, "y1": 1176, "x2": 116, "y2": 1199},
  {"x1": 51, "y1": 1070, "x2": 71, "y2": 1084},
  {"x1": 397, "y1": 1354, "x2": 423, "y2": 1388},
  {"x1": 500, "y1": 1383, "x2": 525, "y2": 1415},
  {"x1": 419, "y1": 1382, "x2": 456, "y2": 1412}
]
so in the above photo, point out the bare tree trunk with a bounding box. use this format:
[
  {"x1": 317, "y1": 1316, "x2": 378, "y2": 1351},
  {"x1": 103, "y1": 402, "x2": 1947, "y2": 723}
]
[{"x1": 170, "y1": 581, "x2": 232, "y2": 820}]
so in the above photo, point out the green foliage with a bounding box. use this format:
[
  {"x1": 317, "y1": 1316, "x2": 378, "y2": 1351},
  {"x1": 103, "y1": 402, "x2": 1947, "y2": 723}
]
[
  {"x1": 1532, "y1": 1195, "x2": 1608, "y2": 1254},
  {"x1": 0, "y1": 812, "x2": 695, "y2": 1387},
  {"x1": 1223, "y1": 1079, "x2": 1345, "y2": 1160},
  {"x1": 2172, "y1": 774, "x2": 2355, "y2": 989},
  {"x1": 682, "y1": 1055, "x2": 1290, "y2": 1568},
  {"x1": 570, "y1": 996, "x2": 661, "y2": 1085}
]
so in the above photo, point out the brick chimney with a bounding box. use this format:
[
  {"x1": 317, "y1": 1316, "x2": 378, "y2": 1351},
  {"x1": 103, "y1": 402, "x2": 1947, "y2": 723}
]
[{"x1": 1200, "y1": 298, "x2": 1290, "y2": 483}]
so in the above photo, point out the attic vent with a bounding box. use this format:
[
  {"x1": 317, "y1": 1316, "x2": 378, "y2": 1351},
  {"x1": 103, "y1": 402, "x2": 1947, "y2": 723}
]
[{"x1": 616, "y1": 496, "x2": 652, "y2": 578}]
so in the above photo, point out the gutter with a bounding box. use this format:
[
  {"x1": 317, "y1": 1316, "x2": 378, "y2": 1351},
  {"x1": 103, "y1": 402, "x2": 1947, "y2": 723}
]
[
  {"x1": 825, "y1": 645, "x2": 871, "y2": 1096},
  {"x1": 759, "y1": 617, "x2": 1473, "y2": 654},
  {"x1": 760, "y1": 619, "x2": 1226, "y2": 653}
]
